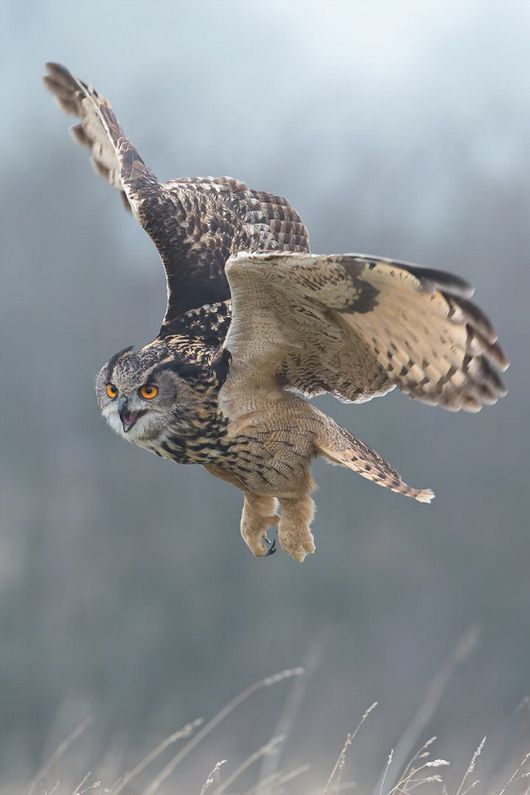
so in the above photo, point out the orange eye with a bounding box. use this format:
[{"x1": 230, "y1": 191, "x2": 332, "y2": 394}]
[
  {"x1": 105, "y1": 383, "x2": 118, "y2": 399},
  {"x1": 139, "y1": 384, "x2": 158, "y2": 400}
]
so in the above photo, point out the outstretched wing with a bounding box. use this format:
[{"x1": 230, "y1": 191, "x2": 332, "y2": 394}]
[
  {"x1": 222, "y1": 252, "x2": 508, "y2": 413},
  {"x1": 43, "y1": 63, "x2": 309, "y2": 325},
  {"x1": 43, "y1": 63, "x2": 132, "y2": 210}
]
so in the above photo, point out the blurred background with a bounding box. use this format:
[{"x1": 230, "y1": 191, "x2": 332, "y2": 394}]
[{"x1": 1, "y1": 0, "x2": 530, "y2": 790}]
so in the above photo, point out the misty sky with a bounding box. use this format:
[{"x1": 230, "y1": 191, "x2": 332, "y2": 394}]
[{"x1": 2, "y1": 2, "x2": 530, "y2": 791}]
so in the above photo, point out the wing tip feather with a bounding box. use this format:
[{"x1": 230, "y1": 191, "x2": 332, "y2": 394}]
[{"x1": 43, "y1": 62, "x2": 82, "y2": 116}]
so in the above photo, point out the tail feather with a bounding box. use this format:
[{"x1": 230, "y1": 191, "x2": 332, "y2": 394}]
[{"x1": 316, "y1": 417, "x2": 435, "y2": 504}]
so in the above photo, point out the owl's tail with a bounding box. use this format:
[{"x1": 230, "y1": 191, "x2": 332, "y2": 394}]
[{"x1": 315, "y1": 413, "x2": 434, "y2": 504}]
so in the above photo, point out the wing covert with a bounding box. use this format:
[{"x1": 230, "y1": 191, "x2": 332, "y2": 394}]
[{"x1": 222, "y1": 252, "x2": 508, "y2": 414}]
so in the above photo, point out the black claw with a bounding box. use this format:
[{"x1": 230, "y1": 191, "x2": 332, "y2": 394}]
[{"x1": 264, "y1": 535, "x2": 277, "y2": 556}]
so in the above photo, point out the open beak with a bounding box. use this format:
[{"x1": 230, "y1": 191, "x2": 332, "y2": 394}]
[{"x1": 118, "y1": 397, "x2": 142, "y2": 433}]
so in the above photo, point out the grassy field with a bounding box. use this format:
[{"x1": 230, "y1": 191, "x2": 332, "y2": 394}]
[{"x1": 12, "y1": 662, "x2": 530, "y2": 795}]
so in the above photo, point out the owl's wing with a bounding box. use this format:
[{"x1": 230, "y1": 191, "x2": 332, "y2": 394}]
[
  {"x1": 43, "y1": 63, "x2": 309, "y2": 325},
  {"x1": 222, "y1": 252, "x2": 508, "y2": 413}
]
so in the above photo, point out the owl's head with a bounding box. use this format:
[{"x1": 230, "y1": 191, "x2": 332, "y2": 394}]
[{"x1": 95, "y1": 345, "x2": 215, "y2": 444}]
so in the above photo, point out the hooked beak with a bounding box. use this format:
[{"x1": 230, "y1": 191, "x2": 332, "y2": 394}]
[{"x1": 118, "y1": 397, "x2": 144, "y2": 433}]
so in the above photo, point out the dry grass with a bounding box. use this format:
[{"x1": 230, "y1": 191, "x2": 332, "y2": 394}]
[{"x1": 14, "y1": 661, "x2": 530, "y2": 795}]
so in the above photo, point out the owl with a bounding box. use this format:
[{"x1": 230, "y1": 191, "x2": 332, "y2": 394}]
[{"x1": 44, "y1": 63, "x2": 508, "y2": 562}]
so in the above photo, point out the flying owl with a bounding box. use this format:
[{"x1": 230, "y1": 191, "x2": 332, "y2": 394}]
[{"x1": 44, "y1": 63, "x2": 508, "y2": 562}]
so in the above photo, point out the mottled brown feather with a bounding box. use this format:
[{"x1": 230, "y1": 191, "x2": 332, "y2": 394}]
[
  {"x1": 43, "y1": 63, "x2": 309, "y2": 326},
  {"x1": 223, "y1": 252, "x2": 508, "y2": 413}
]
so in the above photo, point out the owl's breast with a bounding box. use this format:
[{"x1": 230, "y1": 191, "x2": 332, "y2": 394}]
[{"x1": 141, "y1": 413, "x2": 235, "y2": 467}]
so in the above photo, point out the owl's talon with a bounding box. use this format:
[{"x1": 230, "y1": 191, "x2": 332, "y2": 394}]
[
  {"x1": 264, "y1": 534, "x2": 277, "y2": 556},
  {"x1": 240, "y1": 494, "x2": 280, "y2": 558}
]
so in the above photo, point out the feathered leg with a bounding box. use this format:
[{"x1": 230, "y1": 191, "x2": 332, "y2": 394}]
[
  {"x1": 240, "y1": 494, "x2": 279, "y2": 557},
  {"x1": 204, "y1": 464, "x2": 280, "y2": 558},
  {"x1": 277, "y1": 495, "x2": 316, "y2": 562}
]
